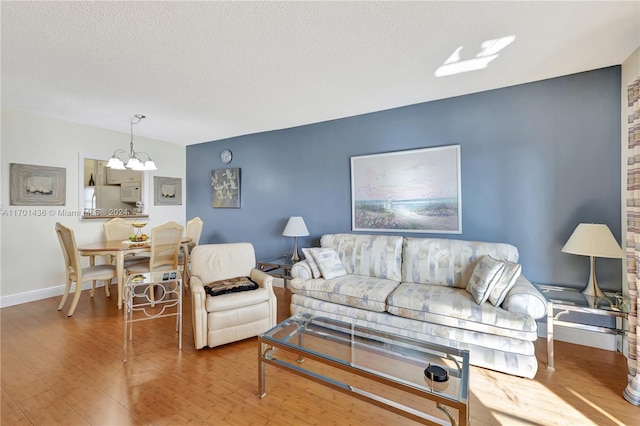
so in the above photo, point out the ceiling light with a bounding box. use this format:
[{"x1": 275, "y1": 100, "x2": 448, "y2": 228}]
[{"x1": 106, "y1": 114, "x2": 157, "y2": 171}]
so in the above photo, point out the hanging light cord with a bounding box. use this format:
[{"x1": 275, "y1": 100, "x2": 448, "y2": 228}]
[{"x1": 128, "y1": 114, "x2": 146, "y2": 158}]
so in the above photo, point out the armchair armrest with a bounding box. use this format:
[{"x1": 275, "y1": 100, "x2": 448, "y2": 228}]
[
  {"x1": 190, "y1": 275, "x2": 208, "y2": 349},
  {"x1": 250, "y1": 268, "x2": 277, "y2": 327}
]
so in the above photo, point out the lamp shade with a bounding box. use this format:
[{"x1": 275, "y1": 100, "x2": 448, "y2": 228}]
[
  {"x1": 282, "y1": 216, "x2": 309, "y2": 237},
  {"x1": 561, "y1": 223, "x2": 623, "y2": 258}
]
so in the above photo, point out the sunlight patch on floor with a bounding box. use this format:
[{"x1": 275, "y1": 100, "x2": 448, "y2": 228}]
[{"x1": 566, "y1": 388, "x2": 627, "y2": 426}]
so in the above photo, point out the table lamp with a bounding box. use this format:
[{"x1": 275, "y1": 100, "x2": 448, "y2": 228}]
[
  {"x1": 282, "y1": 216, "x2": 309, "y2": 262},
  {"x1": 561, "y1": 223, "x2": 623, "y2": 297}
]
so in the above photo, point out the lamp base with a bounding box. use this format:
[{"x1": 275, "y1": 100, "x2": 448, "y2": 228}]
[
  {"x1": 291, "y1": 237, "x2": 300, "y2": 262},
  {"x1": 580, "y1": 255, "x2": 606, "y2": 298}
]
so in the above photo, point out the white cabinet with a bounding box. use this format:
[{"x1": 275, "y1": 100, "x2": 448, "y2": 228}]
[{"x1": 106, "y1": 168, "x2": 143, "y2": 184}]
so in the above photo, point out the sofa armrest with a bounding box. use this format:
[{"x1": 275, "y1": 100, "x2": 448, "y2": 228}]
[
  {"x1": 291, "y1": 260, "x2": 312, "y2": 280},
  {"x1": 190, "y1": 275, "x2": 209, "y2": 349},
  {"x1": 502, "y1": 275, "x2": 547, "y2": 319}
]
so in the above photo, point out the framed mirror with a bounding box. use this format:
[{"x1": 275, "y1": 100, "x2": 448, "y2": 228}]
[{"x1": 78, "y1": 153, "x2": 149, "y2": 219}]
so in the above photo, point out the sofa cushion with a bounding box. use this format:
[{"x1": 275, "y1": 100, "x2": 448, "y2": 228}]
[
  {"x1": 466, "y1": 255, "x2": 505, "y2": 304},
  {"x1": 488, "y1": 260, "x2": 522, "y2": 306},
  {"x1": 320, "y1": 234, "x2": 403, "y2": 281},
  {"x1": 204, "y1": 287, "x2": 271, "y2": 312},
  {"x1": 386, "y1": 282, "x2": 538, "y2": 339},
  {"x1": 401, "y1": 237, "x2": 520, "y2": 288},
  {"x1": 288, "y1": 274, "x2": 400, "y2": 312},
  {"x1": 301, "y1": 248, "x2": 322, "y2": 278},
  {"x1": 309, "y1": 248, "x2": 348, "y2": 279}
]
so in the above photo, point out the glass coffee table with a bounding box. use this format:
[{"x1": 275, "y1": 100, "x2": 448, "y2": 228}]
[{"x1": 258, "y1": 313, "x2": 469, "y2": 426}]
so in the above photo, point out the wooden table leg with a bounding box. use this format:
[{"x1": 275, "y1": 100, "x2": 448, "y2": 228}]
[
  {"x1": 117, "y1": 251, "x2": 125, "y2": 309},
  {"x1": 181, "y1": 243, "x2": 190, "y2": 289}
]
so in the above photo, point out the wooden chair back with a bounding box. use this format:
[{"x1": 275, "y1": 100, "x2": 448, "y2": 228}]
[
  {"x1": 55, "y1": 222, "x2": 80, "y2": 280},
  {"x1": 149, "y1": 221, "x2": 184, "y2": 270},
  {"x1": 185, "y1": 217, "x2": 204, "y2": 251},
  {"x1": 103, "y1": 218, "x2": 133, "y2": 241}
]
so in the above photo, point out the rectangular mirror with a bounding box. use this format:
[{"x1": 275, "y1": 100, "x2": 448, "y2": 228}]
[{"x1": 78, "y1": 154, "x2": 149, "y2": 219}]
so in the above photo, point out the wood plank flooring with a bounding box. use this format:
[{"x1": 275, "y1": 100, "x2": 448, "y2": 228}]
[{"x1": 2, "y1": 285, "x2": 638, "y2": 425}]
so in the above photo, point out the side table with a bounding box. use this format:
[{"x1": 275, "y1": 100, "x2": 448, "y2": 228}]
[
  {"x1": 257, "y1": 256, "x2": 295, "y2": 289},
  {"x1": 124, "y1": 270, "x2": 182, "y2": 362},
  {"x1": 535, "y1": 284, "x2": 629, "y2": 369}
]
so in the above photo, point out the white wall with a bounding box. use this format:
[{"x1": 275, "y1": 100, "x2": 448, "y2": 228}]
[{"x1": 0, "y1": 109, "x2": 186, "y2": 306}]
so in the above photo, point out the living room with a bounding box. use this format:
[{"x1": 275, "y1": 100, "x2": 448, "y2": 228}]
[{"x1": 2, "y1": 2, "x2": 640, "y2": 424}]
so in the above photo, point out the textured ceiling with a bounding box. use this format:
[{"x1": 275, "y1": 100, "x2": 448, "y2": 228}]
[{"x1": 1, "y1": 1, "x2": 639, "y2": 146}]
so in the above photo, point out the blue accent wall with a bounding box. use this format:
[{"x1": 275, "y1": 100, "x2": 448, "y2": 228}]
[{"x1": 187, "y1": 66, "x2": 622, "y2": 291}]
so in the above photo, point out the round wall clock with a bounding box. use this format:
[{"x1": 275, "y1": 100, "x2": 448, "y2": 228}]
[{"x1": 220, "y1": 149, "x2": 232, "y2": 164}]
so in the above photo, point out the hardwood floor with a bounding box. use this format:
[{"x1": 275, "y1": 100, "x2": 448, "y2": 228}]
[{"x1": 2, "y1": 285, "x2": 637, "y2": 425}]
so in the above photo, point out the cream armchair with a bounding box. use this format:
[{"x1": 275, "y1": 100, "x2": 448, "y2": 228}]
[{"x1": 190, "y1": 243, "x2": 277, "y2": 349}]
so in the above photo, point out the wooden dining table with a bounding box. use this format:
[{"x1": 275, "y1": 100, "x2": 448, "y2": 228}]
[{"x1": 77, "y1": 237, "x2": 192, "y2": 309}]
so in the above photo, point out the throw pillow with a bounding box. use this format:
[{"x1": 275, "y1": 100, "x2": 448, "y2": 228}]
[
  {"x1": 488, "y1": 259, "x2": 522, "y2": 307},
  {"x1": 204, "y1": 276, "x2": 259, "y2": 297},
  {"x1": 466, "y1": 255, "x2": 505, "y2": 304},
  {"x1": 309, "y1": 247, "x2": 347, "y2": 279},
  {"x1": 301, "y1": 247, "x2": 322, "y2": 279}
]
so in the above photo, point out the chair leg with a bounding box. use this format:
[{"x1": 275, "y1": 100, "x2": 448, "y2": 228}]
[
  {"x1": 104, "y1": 279, "x2": 111, "y2": 298},
  {"x1": 90, "y1": 280, "x2": 97, "y2": 297},
  {"x1": 67, "y1": 281, "x2": 83, "y2": 317},
  {"x1": 57, "y1": 278, "x2": 72, "y2": 311}
]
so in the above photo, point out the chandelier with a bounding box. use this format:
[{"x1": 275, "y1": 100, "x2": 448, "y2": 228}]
[{"x1": 106, "y1": 114, "x2": 157, "y2": 171}]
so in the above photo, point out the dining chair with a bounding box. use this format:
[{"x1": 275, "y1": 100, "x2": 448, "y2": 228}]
[
  {"x1": 126, "y1": 221, "x2": 184, "y2": 304},
  {"x1": 178, "y1": 217, "x2": 203, "y2": 287},
  {"x1": 103, "y1": 217, "x2": 149, "y2": 267},
  {"x1": 55, "y1": 222, "x2": 117, "y2": 317},
  {"x1": 126, "y1": 221, "x2": 184, "y2": 275}
]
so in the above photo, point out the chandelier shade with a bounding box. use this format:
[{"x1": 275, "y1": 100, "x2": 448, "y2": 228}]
[{"x1": 107, "y1": 114, "x2": 157, "y2": 171}]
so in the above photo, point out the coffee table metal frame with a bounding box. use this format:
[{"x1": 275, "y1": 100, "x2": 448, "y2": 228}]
[{"x1": 258, "y1": 313, "x2": 469, "y2": 426}]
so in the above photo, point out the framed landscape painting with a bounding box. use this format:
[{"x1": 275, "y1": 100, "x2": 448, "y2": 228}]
[{"x1": 351, "y1": 145, "x2": 461, "y2": 234}]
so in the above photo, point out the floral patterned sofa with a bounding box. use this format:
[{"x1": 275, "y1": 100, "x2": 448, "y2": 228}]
[{"x1": 289, "y1": 233, "x2": 547, "y2": 379}]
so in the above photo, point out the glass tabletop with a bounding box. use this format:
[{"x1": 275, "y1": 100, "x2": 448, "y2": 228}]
[
  {"x1": 535, "y1": 284, "x2": 631, "y2": 313},
  {"x1": 126, "y1": 270, "x2": 180, "y2": 285},
  {"x1": 258, "y1": 256, "x2": 295, "y2": 267},
  {"x1": 261, "y1": 313, "x2": 469, "y2": 402}
]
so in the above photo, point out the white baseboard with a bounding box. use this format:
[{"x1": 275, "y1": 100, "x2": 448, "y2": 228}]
[
  {"x1": 537, "y1": 321, "x2": 618, "y2": 351},
  {"x1": 0, "y1": 281, "x2": 107, "y2": 308},
  {"x1": 2, "y1": 277, "x2": 286, "y2": 309}
]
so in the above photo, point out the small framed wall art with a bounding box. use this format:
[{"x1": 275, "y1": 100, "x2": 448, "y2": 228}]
[
  {"x1": 211, "y1": 168, "x2": 240, "y2": 208},
  {"x1": 10, "y1": 163, "x2": 66, "y2": 206},
  {"x1": 154, "y1": 176, "x2": 182, "y2": 205}
]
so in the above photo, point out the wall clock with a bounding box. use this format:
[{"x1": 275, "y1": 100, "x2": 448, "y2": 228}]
[{"x1": 220, "y1": 149, "x2": 232, "y2": 164}]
